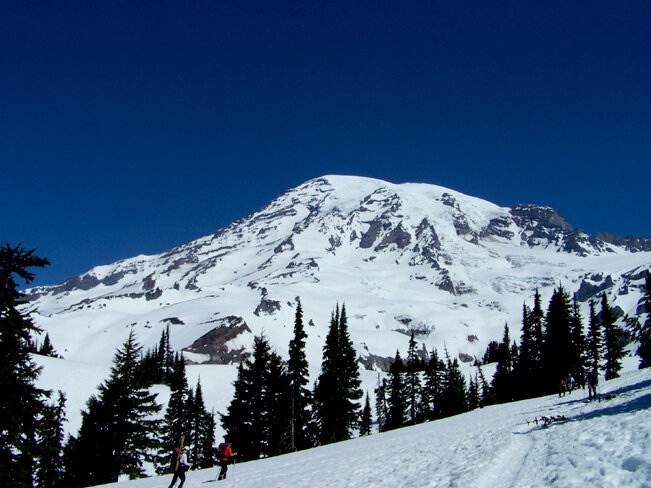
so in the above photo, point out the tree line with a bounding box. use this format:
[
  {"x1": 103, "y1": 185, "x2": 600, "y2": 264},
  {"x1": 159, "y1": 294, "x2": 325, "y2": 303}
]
[
  {"x1": 221, "y1": 301, "x2": 363, "y2": 460},
  {"x1": 3, "y1": 242, "x2": 650, "y2": 487}
]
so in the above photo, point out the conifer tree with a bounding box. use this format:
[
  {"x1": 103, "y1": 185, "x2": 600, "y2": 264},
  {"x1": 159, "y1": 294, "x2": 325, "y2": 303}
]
[
  {"x1": 313, "y1": 304, "x2": 362, "y2": 444},
  {"x1": 386, "y1": 350, "x2": 407, "y2": 430},
  {"x1": 38, "y1": 333, "x2": 57, "y2": 357},
  {"x1": 189, "y1": 379, "x2": 215, "y2": 469},
  {"x1": 156, "y1": 353, "x2": 192, "y2": 473},
  {"x1": 491, "y1": 324, "x2": 514, "y2": 403},
  {"x1": 440, "y1": 348, "x2": 467, "y2": 417},
  {"x1": 65, "y1": 332, "x2": 161, "y2": 486},
  {"x1": 569, "y1": 298, "x2": 587, "y2": 383},
  {"x1": 476, "y1": 364, "x2": 495, "y2": 407},
  {"x1": 221, "y1": 362, "x2": 253, "y2": 458},
  {"x1": 515, "y1": 303, "x2": 536, "y2": 399},
  {"x1": 635, "y1": 271, "x2": 651, "y2": 368},
  {"x1": 542, "y1": 286, "x2": 573, "y2": 392},
  {"x1": 586, "y1": 300, "x2": 602, "y2": 376},
  {"x1": 601, "y1": 294, "x2": 626, "y2": 380},
  {"x1": 35, "y1": 392, "x2": 66, "y2": 488},
  {"x1": 530, "y1": 289, "x2": 545, "y2": 382},
  {"x1": 374, "y1": 377, "x2": 388, "y2": 432},
  {"x1": 422, "y1": 348, "x2": 444, "y2": 419},
  {"x1": 359, "y1": 393, "x2": 373, "y2": 436},
  {"x1": 287, "y1": 298, "x2": 313, "y2": 450},
  {"x1": 222, "y1": 334, "x2": 290, "y2": 460},
  {"x1": 0, "y1": 243, "x2": 53, "y2": 488},
  {"x1": 467, "y1": 374, "x2": 480, "y2": 411},
  {"x1": 405, "y1": 332, "x2": 423, "y2": 424}
]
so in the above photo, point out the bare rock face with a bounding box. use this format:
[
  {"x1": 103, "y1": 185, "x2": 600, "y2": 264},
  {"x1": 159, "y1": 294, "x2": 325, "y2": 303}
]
[{"x1": 183, "y1": 315, "x2": 251, "y2": 364}]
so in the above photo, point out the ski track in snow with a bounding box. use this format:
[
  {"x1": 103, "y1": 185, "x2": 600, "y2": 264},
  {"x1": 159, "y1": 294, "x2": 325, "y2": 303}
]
[{"x1": 94, "y1": 369, "x2": 651, "y2": 488}]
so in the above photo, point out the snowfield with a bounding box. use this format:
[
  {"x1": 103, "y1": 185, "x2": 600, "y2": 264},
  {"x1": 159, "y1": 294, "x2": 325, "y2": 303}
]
[{"x1": 89, "y1": 368, "x2": 651, "y2": 488}]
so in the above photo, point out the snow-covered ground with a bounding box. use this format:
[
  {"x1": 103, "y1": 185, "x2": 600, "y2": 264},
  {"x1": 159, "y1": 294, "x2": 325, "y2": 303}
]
[{"x1": 90, "y1": 368, "x2": 651, "y2": 488}]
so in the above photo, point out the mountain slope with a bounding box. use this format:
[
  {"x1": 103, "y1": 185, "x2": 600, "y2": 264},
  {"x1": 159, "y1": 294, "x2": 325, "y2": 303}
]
[{"x1": 25, "y1": 175, "x2": 650, "y2": 370}]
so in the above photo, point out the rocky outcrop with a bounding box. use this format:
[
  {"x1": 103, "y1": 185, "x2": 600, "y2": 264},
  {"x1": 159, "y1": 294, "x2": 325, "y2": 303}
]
[{"x1": 183, "y1": 315, "x2": 251, "y2": 364}]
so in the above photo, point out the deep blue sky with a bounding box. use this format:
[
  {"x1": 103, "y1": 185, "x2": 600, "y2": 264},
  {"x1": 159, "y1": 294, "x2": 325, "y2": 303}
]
[{"x1": 2, "y1": 1, "x2": 649, "y2": 287}]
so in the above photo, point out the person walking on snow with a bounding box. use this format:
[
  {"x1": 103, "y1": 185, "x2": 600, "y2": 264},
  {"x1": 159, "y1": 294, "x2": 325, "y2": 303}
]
[
  {"x1": 169, "y1": 446, "x2": 192, "y2": 488},
  {"x1": 587, "y1": 371, "x2": 598, "y2": 400},
  {"x1": 216, "y1": 438, "x2": 237, "y2": 481}
]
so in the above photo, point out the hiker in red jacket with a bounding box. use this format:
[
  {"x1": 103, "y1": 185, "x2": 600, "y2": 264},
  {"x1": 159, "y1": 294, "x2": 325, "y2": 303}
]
[{"x1": 216, "y1": 438, "x2": 237, "y2": 481}]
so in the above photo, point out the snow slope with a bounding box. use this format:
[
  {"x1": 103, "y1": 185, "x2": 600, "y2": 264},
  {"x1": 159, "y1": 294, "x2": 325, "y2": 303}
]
[{"x1": 89, "y1": 368, "x2": 651, "y2": 488}]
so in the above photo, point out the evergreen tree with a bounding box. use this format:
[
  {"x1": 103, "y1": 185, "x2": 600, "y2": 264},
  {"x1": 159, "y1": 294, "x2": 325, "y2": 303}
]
[
  {"x1": 515, "y1": 303, "x2": 536, "y2": 399},
  {"x1": 405, "y1": 332, "x2": 423, "y2": 424},
  {"x1": 156, "y1": 353, "x2": 192, "y2": 473},
  {"x1": 38, "y1": 333, "x2": 57, "y2": 357},
  {"x1": 189, "y1": 379, "x2": 216, "y2": 469},
  {"x1": 266, "y1": 349, "x2": 292, "y2": 456},
  {"x1": 220, "y1": 361, "x2": 253, "y2": 459},
  {"x1": 440, "y1": 349, "x2": 467, "y2": 417},
  {"x1": 35, "y1": 392, "x2": 66, "y2": 488},
  {"x1": 635, "y1": 271, "x2": 651, "y2": 368},
  {"x1": 313, "y1": 304, "x2": 362, "y2": 444},
  {"x1": 530, "y1": 289, "x2": 545, "y2": 384},
  {"x1": 467, "y1": 374, "x2": 480, "y2": 411},
  {"x1": 0, "y1": 243, "x2": 52, "y2": 488},
  {"x1": 386, "y1": 350, "x2": 407, "y2": 430},
  {"x1": 287, "y1": 298, "x2": 313, "y2": 451},
  {"x1": 374, "y1": 377, "x2": 388, "y2": 432},
  {"x1": 569, "y1": 298, "x2": 587, "y2": 383},
  {"x1": 422, "y1": 349, "x2": 444, "y2": 419},
  {"x1": 542, "y1": 286, "x2": 573, "y2": 392},
  {"x1": 586, "y1": 300, "x2": 602, "y2": 376},
  {"x1": 476, "y1": 364, "x2": 495, "y2": 407},
  {"x1": 601, "y1": 294, "x2": 626, "y2": 380},
  {"x1": 64, "y1": 332, "x2": 161, "y2": 486},
  {"x1": 222, "y1": 334, "x2": 290, "y2": 460},
  {"x1": 359, "y1": 393, "x2": 373, "y2": 436},
  {"x1": 491, "y1": 324, "x2": 514, "y2": 403}
]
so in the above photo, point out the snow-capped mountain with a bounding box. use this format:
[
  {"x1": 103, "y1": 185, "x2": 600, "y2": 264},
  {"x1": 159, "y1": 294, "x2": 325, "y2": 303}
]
[{"x1": 26, "y1": 175, "x2": 650, "y2": 372}]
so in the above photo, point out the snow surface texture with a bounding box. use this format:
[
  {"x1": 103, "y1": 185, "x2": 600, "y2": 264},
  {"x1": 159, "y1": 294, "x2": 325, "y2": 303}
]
[
  {"x1": 92, "y1": 369, "x2": 651, "y2": 488},
  {"x1": 26, "y1": 175, "x2": 651, "y2": 436}
]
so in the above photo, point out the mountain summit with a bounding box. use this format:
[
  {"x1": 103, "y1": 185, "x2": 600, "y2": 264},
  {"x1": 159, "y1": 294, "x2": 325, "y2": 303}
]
[{"x1": 26, "y1": 175, "x2": 651, "y2": 370}]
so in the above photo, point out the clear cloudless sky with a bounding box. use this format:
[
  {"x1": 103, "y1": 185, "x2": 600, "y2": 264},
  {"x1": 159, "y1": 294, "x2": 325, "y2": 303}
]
[{"x1": 2, "y1": 1, "x2": 649, "y2": 287}]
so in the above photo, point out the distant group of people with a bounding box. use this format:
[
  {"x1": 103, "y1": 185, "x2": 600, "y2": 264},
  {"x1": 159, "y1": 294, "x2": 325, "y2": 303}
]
[
  {"x1": 168, "y1": 437, "x2": 237, "y2": 487},
  {"x1": 559, "y1": 371, "x2": 599, "y2": 400}
]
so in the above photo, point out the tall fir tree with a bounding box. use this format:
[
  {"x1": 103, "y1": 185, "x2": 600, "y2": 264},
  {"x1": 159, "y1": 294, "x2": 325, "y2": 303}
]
[
  {"x1": 35, "y1": 392, "x2": 66, "y2": 488},
  {"x1": 515, "y1": 303, "x2": 536, "y2": 399},
  {"x1": 385, "y1": 350, "x2": 407, "y2": 431},
  {"x1": 542, "y1": 286, "x2": 573, "y2": 392},
  {"x1": 635, "y1": 271, "x2": 651, "y2": 368},
  {"x1": 374, "y1": 377, "x2": 388, "y2": 432},
  {"x1": 359, "y1": 393, "x2": 373, "y2": 436},
  {"x1": 467, "y1": 374, "x2": 480, "y2": 411},
  {"x1": 422, "y1": 348, "x2": 444, "y2": 419},
  {"x1": 440, "y1": 348, "x2": 467, "y2": 417},
  {"x1": 287, "y1": 298, "x2": 313, "y2": 451},
  {"x1": 65, "y1": 331, "x2": 161, "y2": 486},
  {"x1": 313, "y1": 305, "x2": 362, "y2": 444},
  {"x1": 156, "y1": 353, "x2": 192, "y2": 473},
  {"x1": 491, "y1": 324, "x2": 514, "y2": 403},
  {"x1": 569, "y1": 297, "x2": 587, "y2": 383},
  {"x1": 405, "y1": 332, "x2": 423, "y2": 424},
  {"x1": 222, "y1": 334, "x2": 290, "y2": 460},
  {"x1": 0, "y1": 244, "x2": 54, "y2": 488},
  {"x1": 189, "y1": 379, "x2": 216, "y2": 469},
  {"x1": 586, "y1": 300, "x2": 602, "y2": 376},
  {"x1": 601, "y1": 294, "x2": 626, "y2": 380}
]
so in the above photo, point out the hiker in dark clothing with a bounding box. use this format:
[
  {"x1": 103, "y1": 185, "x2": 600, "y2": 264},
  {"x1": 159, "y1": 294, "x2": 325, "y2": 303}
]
[
  {"x1": 216, "y1": 438, "x2": 237, "y2": 480},
  {"x1": 587, "y1": 371, "x2": 598, "y2": 400},
  {"x1": 169, "y1": 447, "x2": 192, "y2": 488}
]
